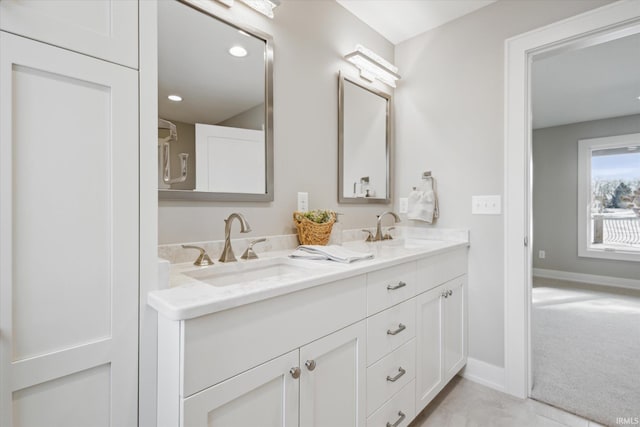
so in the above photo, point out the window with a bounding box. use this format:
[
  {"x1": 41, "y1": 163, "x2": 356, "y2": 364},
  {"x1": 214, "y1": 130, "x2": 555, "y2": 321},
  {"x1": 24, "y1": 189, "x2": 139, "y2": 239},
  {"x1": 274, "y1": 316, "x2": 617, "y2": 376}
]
[{"x1": 578, "y1": 133, "x2": 640, "y2": 262}]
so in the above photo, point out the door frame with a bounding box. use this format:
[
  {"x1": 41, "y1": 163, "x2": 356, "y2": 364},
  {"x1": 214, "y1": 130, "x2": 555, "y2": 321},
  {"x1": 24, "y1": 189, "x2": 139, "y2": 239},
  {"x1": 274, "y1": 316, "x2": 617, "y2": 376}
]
[{"x1": 503, "y1": 0, "x2": 640, "y2": 398}]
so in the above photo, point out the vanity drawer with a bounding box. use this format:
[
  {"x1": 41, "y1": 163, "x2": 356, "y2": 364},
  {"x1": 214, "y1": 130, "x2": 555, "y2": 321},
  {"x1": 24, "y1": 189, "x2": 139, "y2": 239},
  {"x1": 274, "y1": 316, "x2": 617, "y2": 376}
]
[
  {"x1": 367, "y1": 298, "x2": 415, "y2": 366},
  {"x1": 416, "y1": 248, "x2": 467, "y2": 294},
  {"x1": 366, "y1": 380, "x2": 415, "y2": 427},
  {"x1": 366, "y1": 338, "x2": 416, "y2": 416},
  {"x1": 367, "y1": 262, "x2": 416, "y2": 315},
  {"x1": 182, "y1": 274, "x2": 366, "y2": 397}
]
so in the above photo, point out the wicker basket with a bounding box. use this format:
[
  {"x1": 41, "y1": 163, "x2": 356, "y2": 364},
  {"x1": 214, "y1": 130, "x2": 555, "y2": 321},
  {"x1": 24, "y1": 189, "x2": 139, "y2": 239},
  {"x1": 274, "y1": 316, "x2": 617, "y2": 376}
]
[{"x1": 293, "y1": 211, "x2": 336, "y2": 245}]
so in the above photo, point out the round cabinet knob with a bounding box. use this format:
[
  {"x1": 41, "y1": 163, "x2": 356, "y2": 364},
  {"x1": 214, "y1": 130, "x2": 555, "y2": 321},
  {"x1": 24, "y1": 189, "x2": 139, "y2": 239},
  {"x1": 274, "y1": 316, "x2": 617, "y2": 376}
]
[
  {"x1": 305, "y1": 360, "x2": 316, "y2": 371},
  {"x1": 442, "y1": 291, "x2": 448, "y2": 298},
  {"x1": 448, "y1": 290, "x2": 453, "y2": 296},
  {"x1": 290, "y1": 367, "x2": 301, "y2": 379}
]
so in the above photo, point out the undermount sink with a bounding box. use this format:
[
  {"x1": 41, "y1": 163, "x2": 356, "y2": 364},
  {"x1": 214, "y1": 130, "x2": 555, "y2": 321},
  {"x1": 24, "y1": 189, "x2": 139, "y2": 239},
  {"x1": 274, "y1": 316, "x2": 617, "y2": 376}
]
[{"x1": 183, "y1": 257, "x2": 319, "y2": 287}]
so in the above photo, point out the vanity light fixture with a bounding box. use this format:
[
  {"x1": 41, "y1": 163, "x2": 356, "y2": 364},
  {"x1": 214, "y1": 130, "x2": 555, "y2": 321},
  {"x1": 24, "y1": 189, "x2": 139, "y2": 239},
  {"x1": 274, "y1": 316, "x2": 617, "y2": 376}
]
[
  {"x1": 238, "y1": 0, "x2": 281, "y2": 19},
  {"x1": 345, "y1": 45, "x2": 401, "y2": 88},
  {"x1": 228, "y1": 46, "x2": 248, "y2": 57},
  {"x1": 168, "y1": 94, "x2": 183, "y2": 102}
]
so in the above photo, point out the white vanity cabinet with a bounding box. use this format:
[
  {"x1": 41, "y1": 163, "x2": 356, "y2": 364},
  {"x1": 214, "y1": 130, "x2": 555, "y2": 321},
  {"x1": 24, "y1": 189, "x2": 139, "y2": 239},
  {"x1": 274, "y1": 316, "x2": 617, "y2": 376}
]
[
  {"x1": 0, "y1": 0, "x2": 138, "y2": 68},
  {"x1": 415, "y1": 258, "x2": 468, "y2": 413},
  {"x1": 155, "y1": 245, "x2": 468, "y2": 427},
  {"x1": 158, "y1": 275, "x2": 368, "y2": 427}
]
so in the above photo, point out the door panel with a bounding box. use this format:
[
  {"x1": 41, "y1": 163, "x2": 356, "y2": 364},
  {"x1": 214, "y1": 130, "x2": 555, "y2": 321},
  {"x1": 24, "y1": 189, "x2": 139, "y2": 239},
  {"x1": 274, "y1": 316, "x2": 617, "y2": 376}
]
[
  {"x1": 444, "y1": 277, "x2": 467, "y2": 381},
  {"x1": 415, "y1": 286, "x2": 444, "y2": 412},
  {"x1": 300, "y1": 321, "x2": 366, "y2": 427},
  {"x1": 0, "y1": 33, "x2": 138, "y2": 427}
]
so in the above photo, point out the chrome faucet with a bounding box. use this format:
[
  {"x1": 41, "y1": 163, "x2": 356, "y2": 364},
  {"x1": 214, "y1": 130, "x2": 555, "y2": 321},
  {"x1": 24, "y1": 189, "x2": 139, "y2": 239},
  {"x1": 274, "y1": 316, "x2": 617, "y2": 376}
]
[
  {"x1": 374, "y1": 211, "x2": 401, "y2": 241},
  {"x1": 219, "y1": 213, "x2": 252, "y2": 262}
]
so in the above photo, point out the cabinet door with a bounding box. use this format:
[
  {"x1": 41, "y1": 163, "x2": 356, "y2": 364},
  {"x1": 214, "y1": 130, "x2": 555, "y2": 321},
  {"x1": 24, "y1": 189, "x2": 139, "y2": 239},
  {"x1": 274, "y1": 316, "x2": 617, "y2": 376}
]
[
  {"x1": 300, "y1": 321, "x2": 366, "y2": 427},
  {"x1": 0, "y1": 33, "x2": 138, "y2": 427},
  {"x1": 415, "y1": 285, "x2": 444, "y2": 412},
  {"x1": 182, "y1": 350, "x2": 299, "y2": 427},
  {"x1": 443, "y1": 276, "x2": 467, "y2": 382},
  {"x1": 0, "y1": 0, "x2": 138, "y2": 68}
]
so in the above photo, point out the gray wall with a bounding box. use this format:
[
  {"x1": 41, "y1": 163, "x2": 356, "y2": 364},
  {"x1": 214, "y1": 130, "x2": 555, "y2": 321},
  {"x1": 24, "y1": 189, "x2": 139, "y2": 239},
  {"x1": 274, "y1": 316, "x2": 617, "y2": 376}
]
[
  {"x1": 394, "y1": 0, "x2": 612, "y2": 368},
  {"x1": 218, "y1": 103, "x2": 264, "y2": 130},
  {"x1": 158, "y1": 0, "x2": 395, "y2": 244},
  {"x1": 532, "y1": 114, "x2": 640, "y2": 283}
]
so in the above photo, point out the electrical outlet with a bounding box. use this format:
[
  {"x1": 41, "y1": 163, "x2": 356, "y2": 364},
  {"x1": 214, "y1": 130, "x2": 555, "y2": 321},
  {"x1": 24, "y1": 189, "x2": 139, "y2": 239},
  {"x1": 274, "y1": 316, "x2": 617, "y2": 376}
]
[
  {"x1": 472, "y1": 195, "x2": 501, "y2": 215},
  {"x1": 538, "y1": 250, "x2": 546, "y2": 259},
  {"x1": 399, "y1": 197, "x2": 409, "y2": 214},
  {"x1": 297, "y1": 192, "x2": 309, "y2": 212}
]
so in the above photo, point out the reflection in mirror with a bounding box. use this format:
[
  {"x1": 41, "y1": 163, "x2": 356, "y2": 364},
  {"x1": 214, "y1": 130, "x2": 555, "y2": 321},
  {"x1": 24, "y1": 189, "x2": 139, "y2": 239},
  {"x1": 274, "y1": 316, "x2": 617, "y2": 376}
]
[
  {"x1": 158, "y1": 0, "x2": 273, "y2": 201},
  {"x1": 339, "y1": 73, "x2": 391, "y2": 203}
]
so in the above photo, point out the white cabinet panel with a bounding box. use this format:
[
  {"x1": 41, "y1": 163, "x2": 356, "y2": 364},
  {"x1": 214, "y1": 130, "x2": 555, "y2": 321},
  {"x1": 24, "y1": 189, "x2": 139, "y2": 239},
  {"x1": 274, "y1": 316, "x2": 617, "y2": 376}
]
[
  {"x1": 0, "y1": 0, "x2": 138, "y2": 68},
  {"x1": 443, "y1": 277, "x2": 467, "y2": 382},
  {"x1": 300, "y1": 321, "x2": 366, "y2": 427},
  {"x1": 13, "y1": 364, "x2": 111, "y2": 427},
  {"x1": 367, "y1": 262, "x2": 416, "y2": 316},
  {"x1": 367, "y1": 298, "x2": 415, "y2": 366},
  {"x1": 366, "y1": 380, "x2": 415, "y2": 427},
  {"x1": 0, "y1": 33, "x2": 138, "y2": 426},
  {"x1": 415, "y1": 276, "x2": 468, "y2": 413},
  {"x1": 415, "y1": 286, "x2": 444, "y2": 412},
  {"x1": 182, "y1": 350, "x2": 299, "y2": 427},
  {"x1": 366, "y1": 339, "x2": 415, "y2": 416},
  {"x1": 416, "y1": 248, "x2": 467, "y2": 294}
]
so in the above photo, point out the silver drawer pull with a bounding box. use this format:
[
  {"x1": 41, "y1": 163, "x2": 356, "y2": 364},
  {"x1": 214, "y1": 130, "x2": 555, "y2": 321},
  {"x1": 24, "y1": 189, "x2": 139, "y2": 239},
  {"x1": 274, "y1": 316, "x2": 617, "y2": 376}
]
[
  {"x1": 386, "y1": 411, "x2": 406, "y2": 427},
  {"x1": 386, "y1": 323, "x2": 406, "y2": 336},
  {"x1": 387, "y1": 281, "x2": 406, "y2": 291},
  {"x1": 386, "y1": 367, "x2": 406, "y2": 382}
]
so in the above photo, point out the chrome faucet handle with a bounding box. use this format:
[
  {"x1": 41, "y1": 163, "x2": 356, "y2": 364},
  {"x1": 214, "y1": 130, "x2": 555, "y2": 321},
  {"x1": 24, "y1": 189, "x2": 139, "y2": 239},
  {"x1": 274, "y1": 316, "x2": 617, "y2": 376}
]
[
  {"x1": 383, "y1": 226, "x2": 396, "y2": 241},
  {"x1": 181, "y1": 245, "x2": 214, "y2": 266},
  {"x1": 362, "y1": 229, "x2": 374, "y2": 242},
  {"x1": 241, "y1": 238, "x2": 267, "y2": 260}
]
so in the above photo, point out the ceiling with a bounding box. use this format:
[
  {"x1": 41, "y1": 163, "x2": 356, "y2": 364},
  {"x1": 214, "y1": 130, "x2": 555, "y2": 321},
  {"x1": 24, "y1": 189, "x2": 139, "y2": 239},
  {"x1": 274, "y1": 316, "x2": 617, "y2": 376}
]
[
  {"x1": 532, "y1": 32, "x2": 640, "y2": 129},
  {"x1": 335, "y1": 0, "x2": 496, "y2": 45},
  {"x1": 158, "y1": 0, "x2": 265, "y2": 125}
]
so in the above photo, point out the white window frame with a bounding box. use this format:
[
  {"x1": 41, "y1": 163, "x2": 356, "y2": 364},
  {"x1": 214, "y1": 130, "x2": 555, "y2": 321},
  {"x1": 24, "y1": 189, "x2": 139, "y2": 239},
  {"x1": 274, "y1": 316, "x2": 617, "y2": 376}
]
[{"x1": 577, "y1": 133, "x2": 640, "y2": 262}]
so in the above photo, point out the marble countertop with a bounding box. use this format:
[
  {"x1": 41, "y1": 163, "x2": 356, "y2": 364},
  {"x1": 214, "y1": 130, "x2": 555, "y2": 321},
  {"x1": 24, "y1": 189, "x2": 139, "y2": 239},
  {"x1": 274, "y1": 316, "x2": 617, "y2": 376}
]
[{"x1": 149, "y1": 232, "x2": 469, "y2": 321}]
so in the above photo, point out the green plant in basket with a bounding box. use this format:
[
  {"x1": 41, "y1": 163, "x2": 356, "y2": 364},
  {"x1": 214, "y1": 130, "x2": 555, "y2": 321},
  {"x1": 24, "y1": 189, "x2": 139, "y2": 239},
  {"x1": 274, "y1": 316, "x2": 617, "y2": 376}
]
[{"x1": 297, "y1": 209, "x2": 335, "y2": 224}]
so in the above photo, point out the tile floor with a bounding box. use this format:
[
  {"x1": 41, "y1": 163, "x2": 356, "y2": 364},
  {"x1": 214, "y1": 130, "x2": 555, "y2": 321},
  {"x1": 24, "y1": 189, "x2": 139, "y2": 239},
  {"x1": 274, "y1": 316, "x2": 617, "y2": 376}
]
[{"x1": 409, "y1": 376, "x2": 606, "y2": 427}]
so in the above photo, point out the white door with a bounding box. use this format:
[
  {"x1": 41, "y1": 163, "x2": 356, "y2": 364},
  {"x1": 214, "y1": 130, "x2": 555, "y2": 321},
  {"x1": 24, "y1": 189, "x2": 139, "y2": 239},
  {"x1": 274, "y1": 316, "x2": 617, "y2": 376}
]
[
  {"x1": 300, "y1": 321, "x2": 367, "y2": 427},
  {"x1": 0, "y1": 33, "x2": 138, "y2": 427},
  {"x1": 182, "y1": 350, "x2": 299, "y2": 427},
  {"x1": 415, "y1": 286, "x2": 444, "y2": 412},
  {"x1": 443, "y1": 276, "x2": 467, "y2": 382},
  {"x1": 195, "y1": 123, "x2": 265, "y2": 193},
  {"x1": 0, "y1": 0, "x2": 138, "y2": 68}
]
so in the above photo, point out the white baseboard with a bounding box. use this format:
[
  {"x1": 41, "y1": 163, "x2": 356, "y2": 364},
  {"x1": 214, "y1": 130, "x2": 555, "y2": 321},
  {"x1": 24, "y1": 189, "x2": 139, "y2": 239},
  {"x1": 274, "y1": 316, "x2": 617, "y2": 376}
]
[
  {"x1": 533, "y1": 268, "x2": 640, "y2": 290},
  {"x1": 460, "y1": 358, "x2": 505, "y2": 393}
]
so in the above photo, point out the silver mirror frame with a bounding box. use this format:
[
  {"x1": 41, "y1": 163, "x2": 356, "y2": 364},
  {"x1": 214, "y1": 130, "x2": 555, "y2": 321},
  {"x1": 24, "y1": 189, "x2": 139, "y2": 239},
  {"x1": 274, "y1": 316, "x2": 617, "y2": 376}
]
[
  {"x1": 338, "y1": 72, "x2": 392, "y2": 204},
  {"x1": 158, "y1": 0, "x2": 274, "y2": 202}
]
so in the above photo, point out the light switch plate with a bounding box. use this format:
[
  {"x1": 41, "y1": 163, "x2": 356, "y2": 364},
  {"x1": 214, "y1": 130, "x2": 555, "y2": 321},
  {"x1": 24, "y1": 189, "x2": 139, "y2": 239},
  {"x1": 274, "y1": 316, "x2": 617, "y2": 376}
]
[
  {"x1": 297, "y1": 192, "x2": 309, "y2": 212},
  {"x1": 472, "y1": 195, "x2": 501, "y2": 215},
  {"x1": 399, "y1": 198, "x2": 408, "y2": 214}
]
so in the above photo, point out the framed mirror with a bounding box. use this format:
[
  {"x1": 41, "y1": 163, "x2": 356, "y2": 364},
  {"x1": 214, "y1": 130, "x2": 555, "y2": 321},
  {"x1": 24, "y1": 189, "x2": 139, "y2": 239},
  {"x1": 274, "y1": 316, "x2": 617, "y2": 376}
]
[
  {"x1": 338, "y1": 73, "x2": 391, "y2": 204},
  {"x1": 158, "y1": 0, "x2": 273, "y2": 201}
]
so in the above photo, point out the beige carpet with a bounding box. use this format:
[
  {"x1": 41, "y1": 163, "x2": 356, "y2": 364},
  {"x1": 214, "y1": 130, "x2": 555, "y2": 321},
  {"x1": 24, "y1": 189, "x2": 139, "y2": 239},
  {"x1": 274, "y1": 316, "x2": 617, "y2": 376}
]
[{"x1": 531, "y1": 279, "x2": 640, "y2": 427}]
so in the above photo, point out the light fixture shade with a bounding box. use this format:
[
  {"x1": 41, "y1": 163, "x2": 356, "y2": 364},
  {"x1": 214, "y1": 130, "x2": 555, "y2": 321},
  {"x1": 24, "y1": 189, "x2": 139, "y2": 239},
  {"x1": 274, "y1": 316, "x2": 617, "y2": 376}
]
[
  {"x1": 345, "y1": 45, "x2": 401, "y2": 88},
  {"x1": 239, "y1": 0, "x2": 281, "y2": 18}
]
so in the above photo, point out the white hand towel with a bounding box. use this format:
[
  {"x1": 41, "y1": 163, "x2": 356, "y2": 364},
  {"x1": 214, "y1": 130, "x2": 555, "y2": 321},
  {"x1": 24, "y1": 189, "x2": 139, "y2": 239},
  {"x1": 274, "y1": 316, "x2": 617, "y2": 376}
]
[
  {"x1": 408, "y1": 189, "x2": 436, "y2": 223},
  {"x1": 290, "y1": 245, "x2": 373, "y2": 263}
]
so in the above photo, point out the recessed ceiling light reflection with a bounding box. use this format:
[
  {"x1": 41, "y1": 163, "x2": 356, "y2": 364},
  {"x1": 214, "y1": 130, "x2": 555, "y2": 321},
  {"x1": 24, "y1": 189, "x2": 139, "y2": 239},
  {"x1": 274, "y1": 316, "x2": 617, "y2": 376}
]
[
  {"x1": 228, "y1": 46, "x2": 248, "y2": 57},
  {"x1": 168, "y1": 95, "x2": 183, "y2": 102}
]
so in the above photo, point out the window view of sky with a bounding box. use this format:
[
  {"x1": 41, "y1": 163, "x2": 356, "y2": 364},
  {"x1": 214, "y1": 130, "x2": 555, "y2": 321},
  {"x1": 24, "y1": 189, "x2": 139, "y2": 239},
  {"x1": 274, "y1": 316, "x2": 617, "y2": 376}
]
[{"x1": 592, "y1": 151, "x2": 640, "y2": 181}]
